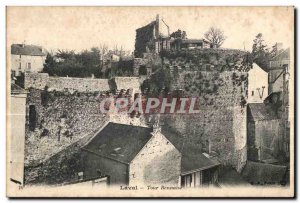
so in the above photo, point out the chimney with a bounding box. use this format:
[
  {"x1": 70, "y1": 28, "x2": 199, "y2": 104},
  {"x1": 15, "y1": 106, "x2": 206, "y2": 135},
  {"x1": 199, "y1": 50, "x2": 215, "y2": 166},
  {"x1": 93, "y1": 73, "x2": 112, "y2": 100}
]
[{"x1": 152, "y1": 114, "x2": 161, "y2": 134}]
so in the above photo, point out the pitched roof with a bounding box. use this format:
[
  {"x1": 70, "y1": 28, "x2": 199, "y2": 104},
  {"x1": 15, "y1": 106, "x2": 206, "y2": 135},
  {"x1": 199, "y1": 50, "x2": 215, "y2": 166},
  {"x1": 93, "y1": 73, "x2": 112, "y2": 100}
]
[
  {"x1": 81, "y1": 122, "x2": 153, "y2": 164},
  {"x1": 11, "y1": 44, "x2": 45, "y2": 56},
  {"x1": 181, "y1": 153, "x2": 220, "y2": 175},
  {"x1": 162, "y1": 125, "x2": 220, "y2": 175},
  {"x1": 248, "y1": 103, "x2": 279, "y2": 121},
  {"x1": 270, "y1": 48, "x2": 290, "y2": 61},
  {"x1": 241, "y1": 161, "x2": 287, "y2": 184}
]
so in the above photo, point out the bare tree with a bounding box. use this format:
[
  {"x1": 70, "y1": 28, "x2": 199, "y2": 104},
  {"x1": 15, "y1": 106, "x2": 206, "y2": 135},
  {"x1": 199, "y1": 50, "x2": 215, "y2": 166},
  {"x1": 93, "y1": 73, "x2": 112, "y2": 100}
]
[
  {"x1": 99, "y1": 43, "x2": 108, "y2": 56},
  {"x1": 204, "y1": 27, "x2": 226, "y2": 48}
]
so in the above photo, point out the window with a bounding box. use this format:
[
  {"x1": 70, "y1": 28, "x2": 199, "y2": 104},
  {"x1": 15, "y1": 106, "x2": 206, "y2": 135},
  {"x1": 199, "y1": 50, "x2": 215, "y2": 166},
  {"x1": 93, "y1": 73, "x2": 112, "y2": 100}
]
[
  {"x1": 285, "y1": 143, "x2": 290, "y2": 153},
  {"x1": 19, "y1": 62, "x2": 21, "y2": 70},
  {"x1": 251, "y1": 91, "x2": 254, "y2": 96},
  {"x1": 185, "y1": 174, "x2": 192, "y2": 188},
  {"x1": 27, "y1": 62, "x2": 31, "y2": 70},
  {"x1": 78, "y1": 172, "x2": 84, "y2": 180}
]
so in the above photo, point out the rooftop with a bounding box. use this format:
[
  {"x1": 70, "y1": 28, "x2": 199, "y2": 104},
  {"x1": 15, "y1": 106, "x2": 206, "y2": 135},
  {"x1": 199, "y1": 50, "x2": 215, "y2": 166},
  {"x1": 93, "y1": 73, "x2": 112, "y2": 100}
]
[
  {"x1": 11, "y1": 44, "x2": 46, "y2": 56},
  {"x1": 81, "y1": 122, "x2": 153, "y2": 164},
  {"x1": 241, "y1": 161, "x2": 287, "y2": 184},
  {"x1": 248, "y1": 103, "x2": 279, "y2": 121},
  {"x1": 161, "y1": 125, "x2": 220, "y2": 175}
]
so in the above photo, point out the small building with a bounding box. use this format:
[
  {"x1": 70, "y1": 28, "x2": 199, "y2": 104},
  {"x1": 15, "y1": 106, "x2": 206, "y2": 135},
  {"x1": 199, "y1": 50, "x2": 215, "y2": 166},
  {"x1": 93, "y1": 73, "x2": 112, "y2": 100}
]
[
  {"x1": 134, "y1": 15, "x2": 169, "y2": 58},
  {"x1": 180, "y1": 153, "x2": 220, "y2": 187},
  {"x1": 11, "y1": 43, "x2": 46, "y2": 76},
  {"x1": 268, "y1": 45, "x2": 290, "y2": 156},
  {"x1": 247, "y1": 103, "x2": 283, "y2": 162},
  {"x1": 81, "y1": 122, "x2": 182, "y2": 186},
  {"x1": 269, "y1": 46, "x2": 290, "y2": 94},
  {"x1": 161, "y1": 127, "x2": 221, "y2": 188},
  {"x1": 170, "y1": 38, "x2": 216, "y2": 50},
  {"x1": 247, "y1": 63, "x2": 268, "y2": 103}
]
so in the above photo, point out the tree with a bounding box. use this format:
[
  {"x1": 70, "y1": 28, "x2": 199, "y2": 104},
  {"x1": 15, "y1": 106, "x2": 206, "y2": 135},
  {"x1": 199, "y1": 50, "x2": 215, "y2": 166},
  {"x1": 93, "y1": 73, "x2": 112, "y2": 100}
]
[
  {"x1": 43, "y1": 48, "x2": 102, "y2": 78},
  {"x1": 251, "y1": 33, "x2": 271, "y2": 70},
  {"x1": 204, "y1": 27, "x2": 226, "y2": 48},
  {"x1": 43, "y1": 53, "x2": 56, "y2": 75}
]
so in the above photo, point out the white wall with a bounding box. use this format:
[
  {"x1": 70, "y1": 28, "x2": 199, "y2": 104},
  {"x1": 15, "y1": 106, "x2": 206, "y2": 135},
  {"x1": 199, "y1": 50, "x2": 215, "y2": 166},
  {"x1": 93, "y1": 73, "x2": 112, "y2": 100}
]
[
  {"x1": 247, "y1": 63, "x2": 268, "y2": 103},
  {"x1": 129, "y1": 132, "x2": 181, "y2": 186},
  {"x1": 9, "y1": 93, "x2": 27, "y2": 185},
  {"x1": 11, "y1": 54, "x2": 45, "y2": 76}
]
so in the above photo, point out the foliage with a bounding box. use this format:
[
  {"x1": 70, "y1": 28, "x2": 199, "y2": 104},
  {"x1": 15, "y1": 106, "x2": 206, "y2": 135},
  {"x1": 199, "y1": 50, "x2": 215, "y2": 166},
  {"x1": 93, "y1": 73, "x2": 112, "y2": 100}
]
[
  {"x1": 43, "y1": 48, "x2": 103, "y2": 78},
  {"x1": 251, "y1": 33, "x2": 270, "y2": 70},
  {"x1": 141, "y1": 68, "x2": 172, "y2": 96},
  {"x1": 251, "y1": 33, "x2": 278, "y2": 71}
]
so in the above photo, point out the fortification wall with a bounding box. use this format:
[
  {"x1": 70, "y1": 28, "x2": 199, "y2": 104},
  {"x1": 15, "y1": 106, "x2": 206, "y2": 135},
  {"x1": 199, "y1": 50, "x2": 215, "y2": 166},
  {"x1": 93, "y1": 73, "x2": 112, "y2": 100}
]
[
  {"x1": 25, "y1": 73, "x2": 110, "y2": 92},
  {"x1": 143, "y1": 49, "x2": 250, "y2": 170},
  {"x1": 113, "y1": 77, "x2": 141, "y2": 95}
]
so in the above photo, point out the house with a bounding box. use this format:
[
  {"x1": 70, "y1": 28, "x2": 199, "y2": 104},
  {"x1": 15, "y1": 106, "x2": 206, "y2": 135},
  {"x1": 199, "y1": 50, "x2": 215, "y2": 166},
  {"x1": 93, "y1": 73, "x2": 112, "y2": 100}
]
[
  {"x1": 247, "y1": 103, "x2": 284, "y2": 163},
  {"x1": 180, "y1": 153, "x2": 220, "y2": 187},
  {"x1": 80, "y1": 122, "x2": 182, "y2": 186},
  {"x1": 269, "y1": 44, "x2": 290, "y2": 94},
  {"x1": 161, "y1": 126, "x2": 221, "y2": 188},
  {"x1": 247, "y1": 63, "x2": 268, "y2": 103},
  {"x1": 134, "y1": 15, "x2": 169, "y2": 58},
  {"x1": 263, "y1": 91, "x2": 290, "y2": 160},
  {"x1": 11, "y1": 43, "x2": 46, "y2": 76},
  {"x1": 268, "y1": 45, "x2": 290, "y2": 156},
  {"x1": 170, "y1": 38, "x2": 216, "y2": 50},
  {"x1": 9, "y1": 82, "x2": 28, "y2": 186}
]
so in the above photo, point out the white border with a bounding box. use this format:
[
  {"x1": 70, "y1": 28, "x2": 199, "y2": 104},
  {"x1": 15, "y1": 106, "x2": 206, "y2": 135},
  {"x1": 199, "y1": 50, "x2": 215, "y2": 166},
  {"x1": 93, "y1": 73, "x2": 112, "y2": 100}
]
[{"x1": 1, "y1": 1, "x2": 299, "y2": 202}]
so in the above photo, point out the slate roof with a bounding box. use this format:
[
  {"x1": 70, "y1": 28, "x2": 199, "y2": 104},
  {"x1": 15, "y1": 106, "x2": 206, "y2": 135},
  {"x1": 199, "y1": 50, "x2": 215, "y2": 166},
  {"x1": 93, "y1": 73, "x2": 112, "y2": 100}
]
[
  {"x1": 248, "y1": 103, "x2": 279, "y2": 121},
  {"x1": 11, "y1": 44, "x2": 45, "y2": 56},
  {"x1": 181, "y1": 153, "x2": 220, "y2": 175},
  {"x1": 81, "y1": 122, "x2": 153, "y2": 164},
  {"x1": 241, "y1": 161, "x2": 287, "y2": 184},
  {"x1": 270, "y1": 48, "x2": 290, "y2": 61},
  {"x1": 162, "y1": 125, "x2": 220, "y2": 175}
]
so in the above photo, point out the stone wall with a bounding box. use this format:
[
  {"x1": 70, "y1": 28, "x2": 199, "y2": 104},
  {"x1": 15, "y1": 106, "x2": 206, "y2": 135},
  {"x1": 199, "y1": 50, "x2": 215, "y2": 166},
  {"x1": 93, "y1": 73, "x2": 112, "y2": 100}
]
[
  {"x1": 25, "y1": 142, "x2": 83, "y2": 185},
  {"x1": 24, "y1": 87, "x2": 140, "y2": 185},
  {"x1": 25, "y1": 73, "x2": 110, "y2": 92},
  {"x1": 134, "y1": 21, "x2": 157, "y2": 58},
  {"x1": 112, "y1": 77, "x2": 141, "y2": 96},
  {"x1": 25, "y1": 89, "x2": 111, "y2": 167},
  {"x1": 141, "y1": 49, "x2": 250, "y2": 171}
]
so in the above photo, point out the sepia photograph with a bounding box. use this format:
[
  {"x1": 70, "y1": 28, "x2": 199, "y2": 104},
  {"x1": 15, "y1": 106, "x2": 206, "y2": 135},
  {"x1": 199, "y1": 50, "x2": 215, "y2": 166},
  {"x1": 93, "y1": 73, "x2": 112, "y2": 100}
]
[{"x1": 6, "y1": 6, "x2": 295, "y2": 198}]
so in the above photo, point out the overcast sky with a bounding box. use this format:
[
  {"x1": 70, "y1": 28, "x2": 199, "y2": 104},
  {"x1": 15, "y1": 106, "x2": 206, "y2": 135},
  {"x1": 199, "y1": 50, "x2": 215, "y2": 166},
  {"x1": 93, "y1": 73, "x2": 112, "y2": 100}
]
[{"x1": 7, "y1": 7, "x2": 294, "y2": 53}]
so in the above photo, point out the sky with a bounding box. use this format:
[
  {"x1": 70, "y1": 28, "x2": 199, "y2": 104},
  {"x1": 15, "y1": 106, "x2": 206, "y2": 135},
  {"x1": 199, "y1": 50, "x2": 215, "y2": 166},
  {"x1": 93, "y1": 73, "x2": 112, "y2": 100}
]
[{"x1": 7, "y1": 7, "x2": 294, "y2": 53}]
